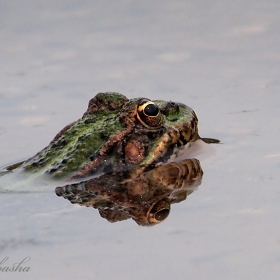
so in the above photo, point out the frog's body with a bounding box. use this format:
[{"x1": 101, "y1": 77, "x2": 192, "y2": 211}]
[{"x1": 23, "y1": 92, "x2": 201, "y2": 180}]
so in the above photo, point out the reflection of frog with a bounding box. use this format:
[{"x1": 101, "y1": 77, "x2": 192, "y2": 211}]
[
  {"x1": 55, "y1": 158, "x2": 203, "y2": 226},
  {"x1": 23, "y1": 92, "x2": 214, "y2": 180}
]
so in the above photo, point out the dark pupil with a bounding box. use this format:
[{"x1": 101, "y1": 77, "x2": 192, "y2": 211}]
[
  {"x1": 144, "y1": 104, "x2": 158, "y2": 116},
  {"x1": 155, "y1": 209, "x2": 169, "y2": 221}
]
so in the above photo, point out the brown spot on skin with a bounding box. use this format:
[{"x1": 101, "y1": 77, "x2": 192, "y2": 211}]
[
  {"x1": 83, "y1": 92, "x2": 128, "y2": 116},
  {"x1": 127, "y1": 181, "x2": 148, "y2": 195},
  {"x1": 124, "y1": 139, "x2": 145, "y2": 164}
]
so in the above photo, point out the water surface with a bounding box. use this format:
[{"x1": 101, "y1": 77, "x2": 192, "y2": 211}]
[{"x1": 1, "y1": 1, "x2": 280, "y2": 279}]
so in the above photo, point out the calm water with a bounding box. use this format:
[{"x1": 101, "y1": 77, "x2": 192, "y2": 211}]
[{"x1": 1, "y1": 1, "x2": 280, "y2": 279}]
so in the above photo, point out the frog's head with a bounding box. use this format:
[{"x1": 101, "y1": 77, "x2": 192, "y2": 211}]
[{"x1": 122, "y1": 97, "x2": 200, "y2": 168}]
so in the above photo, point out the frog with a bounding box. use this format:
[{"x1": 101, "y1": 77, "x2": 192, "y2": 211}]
[
  {"x1": 22, "y1": 92, "x2": 215, "y2": 181},
  {"x1": 1, "y1": 92, "x2": 218, "y2": 224}
]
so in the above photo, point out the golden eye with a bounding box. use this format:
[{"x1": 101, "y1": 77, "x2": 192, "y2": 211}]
[
  {"x1": 137, "y1": 99, "x2": 163, "y2": 129},
  {"x1": 147, "y1": 199, "x2": 170, "y2": 224}
]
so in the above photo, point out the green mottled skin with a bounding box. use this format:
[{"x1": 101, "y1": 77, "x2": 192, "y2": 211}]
[{"x1": 25, "y1": 112, "x2": 124, "y2": 175}]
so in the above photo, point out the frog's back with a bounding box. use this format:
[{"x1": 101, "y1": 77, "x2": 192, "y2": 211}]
[{"x1": 23, "y1": 92, "x2": 128, "y2": 178}]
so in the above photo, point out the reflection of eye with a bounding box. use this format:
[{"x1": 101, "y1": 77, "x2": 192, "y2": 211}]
[
  {"x1": 147, "y1": 199, "x2": 170, "y2": 224},
  {"x1": 154, "y1": 208, "x2": 169, "y2": 221},
  {"x1": 137, "y1": 99, "x2": 163, "y2": 129}
]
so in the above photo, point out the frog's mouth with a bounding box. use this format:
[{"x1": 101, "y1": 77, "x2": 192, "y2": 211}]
[{"x1": 139, "y1": 127, "x2": 196, "y2": 173}]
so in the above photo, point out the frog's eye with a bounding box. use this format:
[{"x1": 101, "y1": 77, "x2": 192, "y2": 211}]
[
  {"x1": 137, "y1": 99, "x2": 163, "y2": 129},
  {"x1": 147, "y1": 199, "x2": 170, "y2": 224}
]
